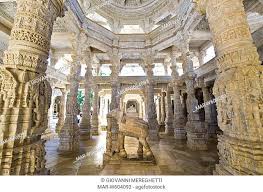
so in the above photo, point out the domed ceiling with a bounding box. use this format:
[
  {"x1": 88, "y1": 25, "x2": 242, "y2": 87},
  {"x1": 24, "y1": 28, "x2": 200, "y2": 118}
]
[
  {"x1": 78, "y1": 0, "x2": 178, "y2": 33},
  {"x1": 109, "y1": 0, "x2": 160, "y2": 8}
]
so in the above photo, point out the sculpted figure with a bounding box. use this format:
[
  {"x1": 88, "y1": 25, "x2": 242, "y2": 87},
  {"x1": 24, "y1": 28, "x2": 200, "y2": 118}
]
[
  {"x1": 108, "y1": 109, "x2": 153, "y2": 159},
  {"x1": 31, "y1": 80, "x2": 52, "y2": 134}
]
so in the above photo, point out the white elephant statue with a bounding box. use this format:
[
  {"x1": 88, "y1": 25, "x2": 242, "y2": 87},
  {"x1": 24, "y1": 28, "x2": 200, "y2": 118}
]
[{"x1": 108, "y1": 109, "x2": 153, "y2": 159}]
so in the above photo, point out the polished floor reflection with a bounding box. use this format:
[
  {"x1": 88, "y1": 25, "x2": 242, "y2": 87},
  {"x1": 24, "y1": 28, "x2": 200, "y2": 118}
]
[{"x1": 45, "y1": 130, "x2": 219, "y2": 175}]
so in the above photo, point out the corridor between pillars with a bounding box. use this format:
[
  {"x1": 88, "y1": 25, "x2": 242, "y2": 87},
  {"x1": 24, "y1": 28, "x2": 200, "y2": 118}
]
[{"x1": 196, "y1": 0, "x2": 263, "y2": 175}]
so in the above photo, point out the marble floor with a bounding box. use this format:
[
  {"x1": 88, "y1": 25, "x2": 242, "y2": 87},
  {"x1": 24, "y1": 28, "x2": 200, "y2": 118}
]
[{"x1": 45, "y1": 127, "x2": 219, "y2": 175}]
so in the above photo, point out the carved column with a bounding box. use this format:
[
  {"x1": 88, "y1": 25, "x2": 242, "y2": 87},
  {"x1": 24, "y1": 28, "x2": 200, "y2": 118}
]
[
  {"x1": 165, "y1": 86, "x2": 174, "y2": 136},
  {"x1": 47, "y1": 85, "x2": 56, "y2": 133},
  {"x1": 200, "y1": 79, "x2": 216, "y2": 139},
  {"x1": 173, "y1": 84, "x2": 187, "y2": 139},
  {"x1": 184, "y1": 52, "x2": 208, "y2": 150},
  {"x1": 196, "y1": 0, "x2": 263, "y2": 174},
  {"x1": 144, "y1": 53, "x2": 160, "y2": 140},
  {"x1": 109, "y1": 51, "x2": 121, "y2": 152},
  {"x1": 56, "y1": 88, "x2": 67, "y2": 134},
  {"x1": 79, "y1": 50, "x2": 92, "y2": 140},
  {"x1": 171, "y1": 47, "x2": 187, "y2": 139},
  {"x1": 140, "y1": 99, "x2": 144, "y2": 119},
  {"x1": 91, "y1": 84, "x2": 99, "y2": 135},
  {"x1": 0, "y1": 0, "x2": 64, "y2": 175},
  {"x1": 58, "y1": 56, "x2": 81, "y2": 153},
  {"x1": 110, "y1": 67, "x2": 120, "y2": 110},
  {"x1": 160, "y1": 92, "x2": 166, "y2": 125},
  {"x1": 157, "y1": 94, "x2": 162, "y2": 123},
  {"x1": 210, "y1": 91, "x2": 219, "y2": 136}
]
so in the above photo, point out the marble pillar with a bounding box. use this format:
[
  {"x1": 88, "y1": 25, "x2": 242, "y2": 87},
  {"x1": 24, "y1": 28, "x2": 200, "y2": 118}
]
[
  {"x1": 171, "y1": 47, "x2": 187, "y2": 139},
  {"x1": 47, "y1": 86, "x2": 56, "y2": 134},
  {"x1": 58, "y1": 57, "x2": 81, "y2": 153},
  {"x1": 110, "y1": 62, "x2": 120, "y2": 111},
  {"x1": 210, "y1": 92, "x2": 219, "y2": 136},
  {"x1": 196, "y1": 0, "x2": 263, "y2": 174},
  {"x1": 157, "y1": 95, "x2": 162, "y2": 123},
  {"x1": 144, "y1": 55, "x2": 160, "y2": 140},
  {"x1": 200, "y1": 80, "x2": 217, "y2": 139},
  {"x1": 109, "y1": 52, "x2": 121, "y2": 152},
  {"x1": 184, "y1": 53, "x2": 208, "y2": 150},
  {"x1": 160, "y1": 92, "x2": 166, "y2": 125},
  {"x1": 173, "y1": 86, "x2": 187, "y2": 140},
  {"x1": 56, "y1": 88, "x2": 67, "y2": 134},
  {"x1": 140, "y1": 99, "x2": 144, "y2": 119},
  {"x1": 165, "y1": 87, "x2": 174, "y2": 136},
  {"x1": 0, "y1": 0, "x2": 64, "y2": 175},
  {"x1": 79, "y1": 52, "x2": 92, "y2": 140},
  {"x1": 91, "y1": 84, "x2": 99, "y2": 135}
]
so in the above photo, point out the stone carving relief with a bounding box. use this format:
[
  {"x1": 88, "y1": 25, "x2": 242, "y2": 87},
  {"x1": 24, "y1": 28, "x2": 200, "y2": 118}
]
[
  {"x1": 0, "y1": 69, "x2": 17, "y2": 110},
  {"x1": 31, "y1": 80, "x2": 52, "y2": 135}
]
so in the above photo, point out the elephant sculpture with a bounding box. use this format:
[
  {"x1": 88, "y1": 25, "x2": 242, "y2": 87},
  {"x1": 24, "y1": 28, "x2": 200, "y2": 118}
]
[{"x1": 109, "y1": 109, "x2": 153, "y2": 159}]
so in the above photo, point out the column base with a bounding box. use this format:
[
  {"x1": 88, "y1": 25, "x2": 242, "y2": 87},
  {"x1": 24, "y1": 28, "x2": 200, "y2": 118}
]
[
  {"x1": 207, "y1": 123, "x2": 219, "y2": 139},
  {"x1": 165, "y1": 121, "x2": 174, "y2": 136},
  {"x1": 186, "y1": 121, "x2": 208, "y2": 151},
  {"x1": 58, "y1": 140, "x2": 79, "y2": 153},
  {"x1": 91, "y1": 128, "x2": 99, "y2": 136},
  {"x1": 148, "y1": 118, "x2": 160, "y2": 141},
  {"x1": 79, "y1": 132, "x2": 91, "y2": 140},
  {"x1": 213, "y1": 162, "x2": 262, "y2": 175},
  {"x1": 148, "y1": 129, "x2": 160, "y2": 141},
  {"x1": 79, "y1": 119, "x2": 91, "y2": 140},
  {"x1": 214, "y1": 164, "x2": 234, "y2": 175},
  {"x1": 58, "y1": 116, "x2": 80, "y2": 153},
  {"x1": 174, "y1": 128, "x2": 187, "y2": 140},
  {"x1": 215, "y1": 134, "x2": 263, "y2": 175},
  {"x1": 0, "y1": 140, "x2": 47, "y2": 175}
]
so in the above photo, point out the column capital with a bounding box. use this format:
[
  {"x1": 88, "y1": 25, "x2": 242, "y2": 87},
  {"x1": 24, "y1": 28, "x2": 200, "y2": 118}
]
[
  {"x1": 83, "y1": 47, "x2": 92, "y2": 66},
  {"x1": 197, "y1": 77, "x2": 206, "y2": 88}
]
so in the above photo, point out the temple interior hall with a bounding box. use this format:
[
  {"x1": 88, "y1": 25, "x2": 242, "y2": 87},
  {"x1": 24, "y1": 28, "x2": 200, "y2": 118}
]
[{"x1": 0, "y1": 0, "x2": 263, "y2": 176}]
